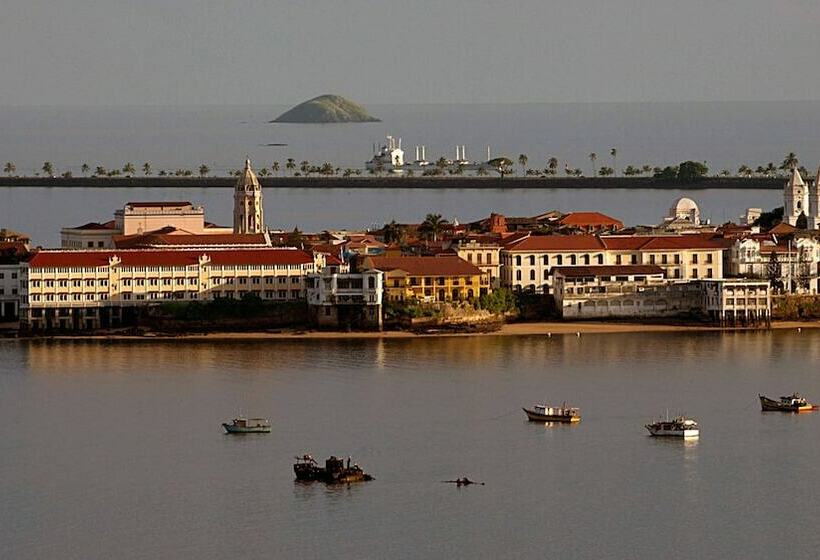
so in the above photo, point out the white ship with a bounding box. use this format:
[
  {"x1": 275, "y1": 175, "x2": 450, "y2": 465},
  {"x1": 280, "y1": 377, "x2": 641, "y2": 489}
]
[
  {"x1": 645, "y1": 414, "x2": 699, "y2": 438},
  {"x1": 365, "y1": 136, "x2": 493, "y2": 174}
]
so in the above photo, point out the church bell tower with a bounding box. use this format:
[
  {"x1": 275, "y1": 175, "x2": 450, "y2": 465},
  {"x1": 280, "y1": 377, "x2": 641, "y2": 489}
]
[
  {"x1": 233, "y1": 158, "x2": 264, "y2": 234},
  {"x1": 784, "y1": 167, "x2": 807, "y2": 227}
]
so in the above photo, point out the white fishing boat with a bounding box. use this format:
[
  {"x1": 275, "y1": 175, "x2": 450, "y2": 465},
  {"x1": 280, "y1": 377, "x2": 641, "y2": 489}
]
[{"x1": 645, "y1": 414, "x2": 699, "y2": 438}]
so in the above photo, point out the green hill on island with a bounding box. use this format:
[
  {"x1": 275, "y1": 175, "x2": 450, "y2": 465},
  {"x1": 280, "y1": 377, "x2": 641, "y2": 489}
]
[{"x1": 271, "y1": 94, "x2": 381, "y2": 123}]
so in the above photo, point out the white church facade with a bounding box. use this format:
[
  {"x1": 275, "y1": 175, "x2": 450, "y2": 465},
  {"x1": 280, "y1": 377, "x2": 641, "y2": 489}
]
[{"x1": 783, "y1": 166, "x2": 820, "y2": 228}]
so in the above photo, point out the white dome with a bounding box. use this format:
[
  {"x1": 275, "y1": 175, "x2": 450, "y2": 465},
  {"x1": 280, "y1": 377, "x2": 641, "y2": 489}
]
[{"x1": 670, "y1": 197, "x2": 699, "y2": 214}]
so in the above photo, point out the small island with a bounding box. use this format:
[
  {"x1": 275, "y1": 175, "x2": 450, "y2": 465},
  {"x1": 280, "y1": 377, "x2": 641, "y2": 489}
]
[{"x1": 271, "y1": 94, "x2": 381, "y2": 123}]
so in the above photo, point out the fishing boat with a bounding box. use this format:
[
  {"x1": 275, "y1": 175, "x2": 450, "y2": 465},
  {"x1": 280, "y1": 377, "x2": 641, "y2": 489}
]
[
  {"x1": 645, "y1": 415, "x2": 699, "y2": 438},
  {"x1": 222, "y1": 416, "x2": 271, "y2": 434},
  {"x1": 522, "y1": 402, "x2": 581, "y2": 423},
  {"x1": 293, "y1": 454, "x2": 373, "y2": 484},
  {"x1": 759, "y1": 393, "x2": 819, "y2": 412}
]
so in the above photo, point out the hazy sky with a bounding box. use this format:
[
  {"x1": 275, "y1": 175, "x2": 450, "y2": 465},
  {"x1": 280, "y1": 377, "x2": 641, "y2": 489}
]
[{"x1": 2, "y1": 0, "x2": 820, "y2": 106}]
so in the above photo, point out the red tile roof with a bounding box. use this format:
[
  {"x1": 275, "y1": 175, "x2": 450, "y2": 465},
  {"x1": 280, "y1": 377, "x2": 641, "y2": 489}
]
[
  {"x1": 27, "y1": 249, "x2": 314, "y2": 268},
  {"x1": 504, "y1": 235, "x2": 606, "y2": 251},
  {"x1": 601, "y1": 235, "x2": 730, "y2": 251},
  {"x1": 364, "y1": 256, "x2": 483, "y2": 276},
  {"x1": 554, "y1": 265, "x2": 665, "y2": 278},
  {"x1": 113, "y1": 232, "x2": 268, "y2": 248},
  {"x1": 559, "y1": 212, "x2": 623, "y2": 228}
]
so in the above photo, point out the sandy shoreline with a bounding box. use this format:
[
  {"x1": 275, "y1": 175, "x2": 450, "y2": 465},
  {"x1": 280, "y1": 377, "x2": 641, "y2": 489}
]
[{"x1": 8, "y1": 320, "x2": 818, "y2": 342}]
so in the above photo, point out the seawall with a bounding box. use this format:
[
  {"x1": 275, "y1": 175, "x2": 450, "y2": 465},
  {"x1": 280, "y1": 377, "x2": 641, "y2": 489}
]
[{"x1": 0, "y1": 176, "x2": 783, "y2": 190}]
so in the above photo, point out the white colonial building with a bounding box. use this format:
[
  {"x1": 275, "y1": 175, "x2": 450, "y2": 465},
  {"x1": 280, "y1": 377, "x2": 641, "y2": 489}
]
[
  {"x1": 20, "y1": 248, "x2": 323, "y2": 331},
  {"x1": 233, "y1": 158, "x2": 265, "y2": 234},
  {"x1": 784, "y1": 166, "x2": 820, "y2": 227}
]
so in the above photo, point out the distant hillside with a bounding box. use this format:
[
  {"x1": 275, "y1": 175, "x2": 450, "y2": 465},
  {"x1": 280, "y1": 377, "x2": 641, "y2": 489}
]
[{"x1": 271, "y1": 94, "x2": 380, "y2": 123}]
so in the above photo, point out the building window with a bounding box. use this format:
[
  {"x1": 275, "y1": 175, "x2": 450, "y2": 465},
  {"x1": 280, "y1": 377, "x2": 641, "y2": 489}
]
[
  {"x1": 706, "y1": 254, "x2": 713, "y2": 264},
  {"x1": 555, "y1": 255, "x2": 562, "y2": 265},
  {"x1": 486, "y1": 253, "x2": 492, "y2": 264},
  {"x1": 692, "y1": 254, "x2": 699, "y2": 264},
  {"x1": 530, "y1": 270, "x2": 536, "y2": 281},
  {"x1": 516, "y1": 271, "x2": 522, "y2": 281},
  {"x1": 706, "y1": 268, "x2": 713, "y2": 278},
  {"x1": 515, "y1": 256, "x2": 521, "y2": 266},
  {"x1": 692, "y1": 269, "x2": 699, "y2": 278}
]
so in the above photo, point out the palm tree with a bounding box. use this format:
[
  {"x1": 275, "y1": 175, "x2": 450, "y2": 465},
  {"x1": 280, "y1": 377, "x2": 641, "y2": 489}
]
[
  {"x1": 122, "y1": 162, "x2": 136, "y2": 177},
  {"x1": 518, "y1": 154, "x2": 528, "y2": 175},
  {"x1": 641, "y1": 165, "x2": 652, "y2": 176},
  {"x1": 286, "y1": 158, "x2": 296, "y2": 175},
  {"x1": 599, "y1": 166, "x2": 614, "y2": 177},
  {"x1": 588, "y1": 153, "x2": 597, "y2": 176},
  {"x1": 781, "y1": 152, "x2": 798, "y2": 171},
  {"x1": 300, "y1": 160, "x2": 310, "y2": 175},
  {"x1": 142, "y1": 162, "x2": 152, "y2": 176},
  {"x1": 435, "y1": 156, "x2": 449, "y2": 172},
  {"x1": 3, "y1": 162, "x2": 15, "y2": 176},
  {"x1": 80, "y1": 163, "x2": 90, "y2": 176},
  {"x1": 419, "y1": 213, "x2": 449, "y2": 242},
  {"x1": 271, "y1": 161, "x2": 280, "y2": 176},
  {"x1": 42, "y1": 162, "x2": 54, "y2": 177},
  {"x1": 738, "y1": 165, "x2": 751, "y2": 178},
  {"x1": 382, "y1": 220, "x2": 406, "y2": 245},
  {"x1": 610, "y1": 148, "x2": 617, "y2": 176},
  {"x1": 199, "y1": 164, "x2": 210, "y2": 177},
  {"x1": 258, "y1": 168, "x2": 269, "y2": 177},
  {"x1": 94, "y1": 166, "x2": 106, "y2": 177}
]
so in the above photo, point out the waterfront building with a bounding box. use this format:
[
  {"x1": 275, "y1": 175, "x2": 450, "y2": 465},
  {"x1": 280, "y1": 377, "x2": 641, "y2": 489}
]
[
  {"x1": 452, "y1": 235, "x2": 502, "y2": 288},
  {"x1": 306, "y1": 269, "x2": 383, "y2": 329},
  {"x1": 553, "y1": 265, "x2": 702, "y2": 319},
  {"x1": 233, "y1": 158, "x2": 265, "y2": 234},
  {"x1": 700, "y1": 279, "x2": 771, "y2": 325},
  {"x1": 501, "y1": 234, "x2": 729, "y2": 294},
  {"x1": 61, "y1": 201, "x2": 232, "y2": 249},
  {"x1": 0, "y1": 242, "x2": 29, "y2": 321},
  {"x1": 20, "y1": 248, "x2": 321, "y2": 331},
  {"x1": 360, "y1": 255, "x2": 489, "y2": 303},
  {"x1": 730, "y1": 235, "x2": 820, "y2": 293},
  {"x1": 553, "y1": 266, "x2": 771, "y2": 323}
]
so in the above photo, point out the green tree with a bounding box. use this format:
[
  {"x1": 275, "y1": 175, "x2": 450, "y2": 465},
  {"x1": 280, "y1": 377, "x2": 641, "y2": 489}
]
[
  {"x1": 598, "y1": 166, "x2": 614, "y2": 176},
  {"x1": 3, "y1": 162, "x2": 15, "y2": 176},
  {"x1": 288, "y1": 227, "x2": 303, "y2": 246},
  {"x1": 142, "y1": 162, "x2": 152, "y2": 176},
  {"x1": 419, "y1": 213, "x2": 449, "y2": 242},
  {"x1": 641, "y1": 165, "x2": 652, "y2": 176},
  {"x1": 547, "y1": 157, "x2": 559, "y2": 175},
  {"x1": 677, "y1": 161, "x2": 709, "y2": 183},
  {"x1": 780, "y1": 152, "x2": 799, "y2": 171},
  {"x1": 518, "y1": 153, "x2": 528, "y2": 175},
  {"x1": 382, "y1": 220, "x2": 406, "y2": 244},
  {"x1": 80, "y1": 163, "x2": 90, "y2": 176},
  {"x1": 300, "y1": 160, "x2": 311, "y2": 175},
  {"x1": 94, "y1": 166, "x2": 106, "y2": 177},
  {"x1": 122, "y1": 162, "x2": 136, "y2": 177},
  {"x1": 610, "y1": 148, "x2": 617, "y2": 176},
  {"x1": 271, "y1": 161, "x2": 280, "y2": 175},
  {"x1": 737, "y1": 165, "x2": 751, "y2": 177},
  {"x1": 199, "y1": 164, "x2": 210, "y2": 177},
  {"x1": 42, "y1": 162, "x2": 54, "y2": 176},
  {"x1": 588, "y1": 153, "x2": 597, "y2": 176},
  {"x1": 286, "y1": 158, "x2": 296, "y2": 175}
]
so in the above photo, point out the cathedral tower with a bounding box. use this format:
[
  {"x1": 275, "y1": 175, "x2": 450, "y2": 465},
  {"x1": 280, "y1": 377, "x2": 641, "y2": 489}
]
[
  {"x1": 233, "y1": 158, "x2": 264, "y2": 234},
  {"x1": 784, "y1": 167, "x2": 807, "y2": 226}
]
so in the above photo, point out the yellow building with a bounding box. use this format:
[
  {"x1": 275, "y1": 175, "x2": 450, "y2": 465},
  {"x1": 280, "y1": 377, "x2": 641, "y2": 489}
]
[
  {"x1": 361, "y1": 255, "x2": 489, "y2": 303},
  {"x1": 21, "y1": 248, "x2": 322, "y2": 330}
]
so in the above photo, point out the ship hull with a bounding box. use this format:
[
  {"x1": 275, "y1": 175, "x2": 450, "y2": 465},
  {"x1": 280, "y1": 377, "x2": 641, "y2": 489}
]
[
  {"x1": 523, "y1": 408, "x2": 581, "y2": 423},
  {"x1": 645, "y1": 427, "x2": 699, "y2": 438},
  {"x1": 222, "y1": 424, "x2": 271, "y2": 434}
]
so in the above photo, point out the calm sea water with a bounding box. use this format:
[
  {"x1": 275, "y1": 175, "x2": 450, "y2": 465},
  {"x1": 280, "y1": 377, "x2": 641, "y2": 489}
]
[
  {"x1": 2, "y1": 331, "x2": 820, "y2": 559},
  {"x1": 3, "y1": 101, "x2": 817, "y2": 244}
]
